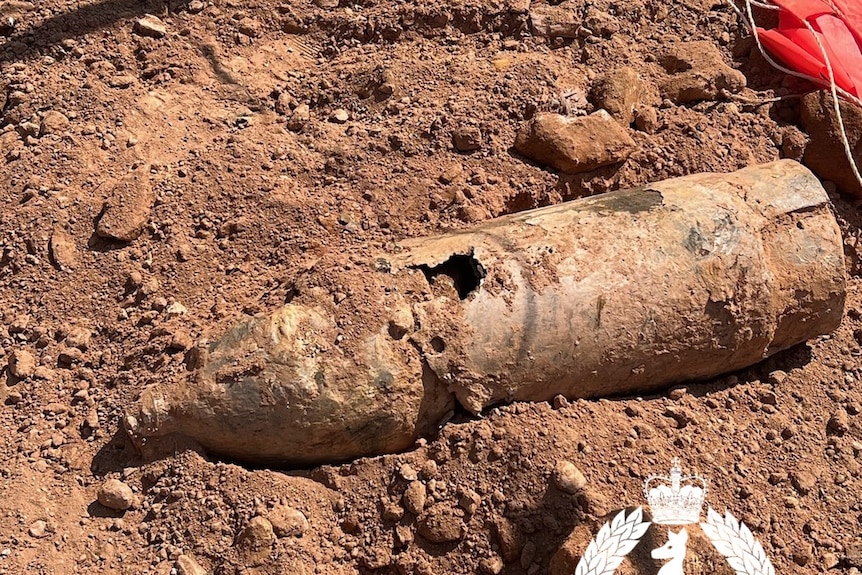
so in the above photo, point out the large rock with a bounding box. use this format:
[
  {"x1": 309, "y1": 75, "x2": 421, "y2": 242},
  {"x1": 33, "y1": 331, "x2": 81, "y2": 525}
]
[
  {"x1": 800, "y1": 91, "x2": 862, "y2": 197},
  {"x1": 514, "y1": 111, "x2": 636, "y2": 174}
]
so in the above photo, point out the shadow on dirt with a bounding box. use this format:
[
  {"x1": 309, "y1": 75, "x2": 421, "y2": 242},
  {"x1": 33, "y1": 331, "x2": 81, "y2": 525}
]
[{"x1": 0, "y1": 0, "x2": 181, "y2": 64}]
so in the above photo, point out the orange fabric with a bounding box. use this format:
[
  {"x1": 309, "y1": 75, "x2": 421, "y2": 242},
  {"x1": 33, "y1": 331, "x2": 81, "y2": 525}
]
[{"x1": 758, "y1": 0, "x2": 862, "y2": 98}]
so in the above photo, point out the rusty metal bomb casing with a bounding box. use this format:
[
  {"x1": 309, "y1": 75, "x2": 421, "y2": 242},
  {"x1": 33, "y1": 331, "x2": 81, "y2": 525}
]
[{"x1": 125, "y1": 160, "x2": 845, "y2": 464}]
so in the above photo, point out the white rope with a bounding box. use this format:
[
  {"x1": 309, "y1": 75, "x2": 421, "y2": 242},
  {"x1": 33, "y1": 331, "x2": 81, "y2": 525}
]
[{"x1": 727, "y1": 0, "x2": 862, "y2": 188}]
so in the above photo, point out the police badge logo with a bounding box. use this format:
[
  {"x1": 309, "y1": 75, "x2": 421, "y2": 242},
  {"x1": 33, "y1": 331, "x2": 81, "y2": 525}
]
[{"x1": 574, "y1": 458, "x2": 775, "y2": 575}]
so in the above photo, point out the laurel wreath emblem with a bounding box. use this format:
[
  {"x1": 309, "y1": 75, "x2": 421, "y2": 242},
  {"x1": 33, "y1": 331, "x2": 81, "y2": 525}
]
[
  {"x1": 574, "y1": 507, "x2": 651, "y2": 575},
  {"x1": 700, "y1": 507, "x2": 776, "y2": 575}
]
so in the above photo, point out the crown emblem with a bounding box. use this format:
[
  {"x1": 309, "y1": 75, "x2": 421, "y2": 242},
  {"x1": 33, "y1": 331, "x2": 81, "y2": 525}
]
[{"x1": 643, "y1": 458, "x2": 707, "y2": 525}]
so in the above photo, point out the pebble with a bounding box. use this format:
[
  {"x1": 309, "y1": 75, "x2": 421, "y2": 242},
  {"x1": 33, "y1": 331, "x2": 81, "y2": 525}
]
[
  {"x1": 634, "y1": 106, "x2": 659, "y2": 134},
  {"x1": 513, "y1": 111, "x2": 635, "y2": 174},
  {"x1": 108, "y1": 75, "x2": 136, "y2": 89},
  {"x1": 394, "y1": 524, "x2": 413, "y2": 548},
  {"x1": 97, "y1": 478, "x2": 136, "y2": 511},
  {"x1": 8, "y1": 349, "x2": 36, "y2": 379},
  {"x1": 403, "y1": 480, "x2": 427, "y2": 515},
  {"x1": 28, "y1": 520, "x2": 47, "y2": 538},
  {"x1": 329, "y1": 108, "x2": 349, "y2": 124},
  {"x1": 529, "y1": 4, "x2": 579, "y2": 38},
  {"x1": 237, "y1": 17, "x2": 260, "y2": 37},
  {"x1": 95, "y1": 173, "x2": 154, "y2": 242},
  {"x1": 452, "y1": 126, "x2": 482, "y2": 152},
  {"x1": 165, "y1": 302, "x2": 188, "y2": 318},
  {"x1": 269, "y1": 504, "x2": 308, "y2": 538},
  {"x1": 134, "y1": 14, "x2": 167, "y2": 38},
  {"x1": 175, "y1": 554, "x2": 208, "y2": 575},
  {"x1": 552, "y1": 460, "x2": 587, "y2": 494}
]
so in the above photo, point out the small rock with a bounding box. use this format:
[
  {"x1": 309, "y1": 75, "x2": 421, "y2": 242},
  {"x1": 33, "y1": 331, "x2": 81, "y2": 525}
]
[
  {"x1": 492, "y1": 516, "x2": 523, "y2": 563},
  {"x1": 237, "y1": 17, "x2": 260, "y2": 37},
  {"x1": 513, "y1": 111, "x2": 636, "y2": 174},
  {"x1": 314, "y1": 0, "x2": 339, "y2": 7},
  {"x1": 399, "y1": 462, "x2": 418, "y2": 481},
  {"x1": 237, "y1": 516, "x2": 276, "y2": 550},
  {"x1": 269, "y1": 505, "x2": 308, "y2": 538},
  {"x1": 286, "y1": 103, "x2": 310, "y2": 132},
  {"x1": 827, "y1": 409, "x2": 850, "y2": 435},
  {"x1": 58, "y1": 347, "x2": 84, "y2": 366},
  {"x1": 39, "y1": 111, "x2": 70, "y2": 136},
  {"x1": 108, "y1": 75, "x2": 136, "y2": 89},
  {"x1": 416, "y1": 504, "x2": 466, "y2": 543},
  {"x1": 97, "y1": 479, "x2": 136, "y2": 511},
  {"x1": 660, "y1": 41, "x2": 746, "y2": 103},
  {"x1": 479, "y1": 556, "x2": 504, "y2": 575},
  {"x1": 458, "y1": 489, "x2": 481, "y2": 515},
  {"x1": 420, "y1": 460, "x2": 438, "y2": 479},
  {"x1": 275, "y1": 92, "x2": 296, "y2": 115},
  {"x1": 590, "y1": 67, "x2": 648, "y2": 125},
  {"x1": 394, "y1": 524, "x2": 414, "y2": 548},
  {"x1": 553, "y1": 460, "x2": 587, "y2": 494},
  {"x1": 64, "y1": 327, "x2": 92, "y2": 350},
  {"x1": 176, "y1": 554, "x2": 208, "y2": 575},
  {"x1": 329, "y1": 108, "x2": 349, "y2": 124},
  {"x1": 187, "y1": 0, "x2": 205, "y2": 13},
  {"x1": 529, "y1": 4, "x2": 579, "y2": 38},
  {"x1": 790, "y1": 470, "x2": 817, "y2": 495},
  {"x1": 768, "y1": 370, "x2": 787, "y2": 385},
  {"x1": 49, "y1": 229, "x2": 77, "y2": 270},
  {"x1": 403, "y1": 480, "x2": 427, "y2": 515},
  {"x1": 28, "y1": 520, "x2": 47, "y2": 538},
  {"x1": 165, "y1": 302, "x2": 188, "y2": 318},
  {"x1": 95, "y1": 173, "x2": 154, "y2": 242},
  {"x1": 382, "y1": 502, "x2": 404, "y2": 522},
  {"x1": 8, "y1": 349, "x2": 36, "y2": 379},
  {"x1": 668, "y1": 387, "x2": 687, "y2": 400},
  {"x1": 134, "y1": 14, "x2": 167, "y2": 38},
  {"x1": 634, "y1": 106, "x2": 659, "y2": 134},
  {"x1": 452, "y1": 126, "x2": 482, "y2": 152}
]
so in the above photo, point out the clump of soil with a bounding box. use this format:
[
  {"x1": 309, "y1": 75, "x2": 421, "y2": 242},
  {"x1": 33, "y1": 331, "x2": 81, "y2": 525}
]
[{"x1": 2, "y1": 0, "x2": 862, "y2": 574}]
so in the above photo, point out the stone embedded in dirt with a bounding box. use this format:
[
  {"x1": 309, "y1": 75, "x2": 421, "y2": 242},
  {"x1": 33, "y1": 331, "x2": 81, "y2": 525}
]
[
  {"x1": 8, "y1": 349, "x2": 36, "y2": 379},
  {"x1": 590, "y1": 67, "x2": 649, "y2": 125},
  {"x1": 394, "y1": 524, "x2": 413, "y2": 548},
  {"x1": 237, "y1": 516, "x2": 276, "y2": 550},
  {"x1": 39, "y1": 111, "x2": 70, "y2": 136},
  {"x1": 800, "y1": 91, "x2": 862, "y2": 197},
  {"x1": 165, "y1": 302, "x2": 188, "y2": 318},
  {"x1": 479, "y1": 556, "x2": 504, "y2": 575},
  {"x1": 634, "y1": 106, "x2": 659, "y2": 134},
  {"x1": 175, "y1": 554, "x2": 207, "y2": 575},
  {"x1": 48, "y1": 229, "x2": 77, "y2": 270},
  {"x1": 398, "y1": 462, "x2": 418, "y2": 481},
  {"x1": 452, "y1": 126, "x2": 482, "y2": 152},
  {"x1": 269, "y1": 504, "x2": 308, "y2": 537},
  {"x1": 95, "y1": 173, "x2": 154, "y2": 242},
  {"x1": 660, "y1": 41, "x2": 746, "y2": 103},
  {"x1": 314, "y1": 0, "x2": 339, "y2": 7},
  {"x1": 64, "y1": 327, "x2": 91, "y2": 350},
  {"x1": 28, "y1": 520, "x2": 47, "y2": 538},
  {"x1": 513, "y1": 111, "x2": 636, "y2": 174},
  {"x1": 187, "y1": 0, "x2": 205, "y2": 13},
  {"x1": 134, "y1": 14, "x2": 167, "y2": 38},
  {"x1": 97, "y1": 478, "x2": 136, "y2": 511},
  {"x1": 827, "y1": 409, "x2": 850, "y2": 436},
  {"x1": 275, "y1": 92, "x2": 296, "y2": 115},
  {"x1": 458, "y1": 489, "x2": 481, "y2": 515},
  {"x1": 287, "y1": 103, "x2": 310, "y2": 132},
  {"x1": 402, "y1": 480, "x2": 427, "y2": 515},
  {"x1": 492, "y1": 516, "x2": 522, "y2": 563},
  {"x1": 58, "y1": 347, "x2": 84, "y2": 366},
  {"x1": 237, "y1": 17, "x2": 261, "y2": 38},
  {"x1": 552, "y1": 460, "x2": 587, "y2": 494},
  {"x1": 416, "y1": 504, "x2": 466, "y2": 543},
  {"x1": 790, "y1": 470, "x2": 817, "y2": 496},
  {"x1": 329, "y1": 108, "x2": 349, "y2": 124},
  {"x1": 529, "y1": 4, "x2": 579, "y2": 38}
]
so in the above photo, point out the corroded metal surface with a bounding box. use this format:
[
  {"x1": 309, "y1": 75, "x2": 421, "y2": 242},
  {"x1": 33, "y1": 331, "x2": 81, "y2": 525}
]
[{"x1": 126, "y1": 160, "x2": 846, "y2": 464}]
